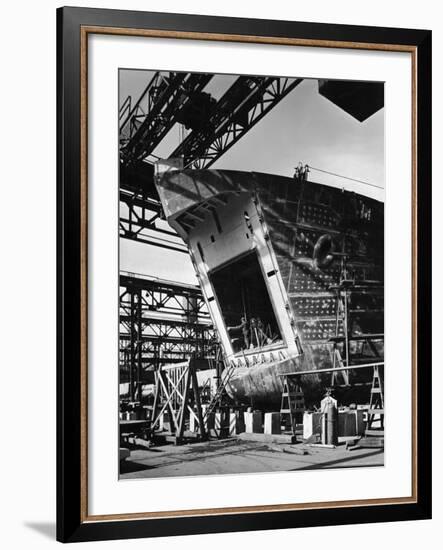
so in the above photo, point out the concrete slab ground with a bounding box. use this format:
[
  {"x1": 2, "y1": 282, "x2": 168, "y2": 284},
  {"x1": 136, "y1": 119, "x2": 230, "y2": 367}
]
[{"x1": 120, "y1": 437, "x2": 384, "y2": 479}]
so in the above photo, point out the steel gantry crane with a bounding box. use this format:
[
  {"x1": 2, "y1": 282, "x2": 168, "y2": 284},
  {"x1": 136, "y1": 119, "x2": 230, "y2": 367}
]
[
  {"x1": 118, "y1": 71, "x2": 302, "y2": 250},
  {"x1": 170, "y1": 76, "x2": 302, "y2": 169},
  {"x1": 120, "y1": 72, "x2": 214, "y2": 166}
]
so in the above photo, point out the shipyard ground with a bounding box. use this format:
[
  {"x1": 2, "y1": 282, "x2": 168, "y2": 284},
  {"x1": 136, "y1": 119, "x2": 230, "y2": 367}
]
[{"x1": 120, "y1": 437, "x2": 384, "y2": 479}]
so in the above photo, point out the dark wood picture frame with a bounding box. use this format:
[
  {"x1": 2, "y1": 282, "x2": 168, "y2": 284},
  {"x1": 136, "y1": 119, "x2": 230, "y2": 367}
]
[{"x1": 57, "y1": 6, "x2": 432, "y2": 543}]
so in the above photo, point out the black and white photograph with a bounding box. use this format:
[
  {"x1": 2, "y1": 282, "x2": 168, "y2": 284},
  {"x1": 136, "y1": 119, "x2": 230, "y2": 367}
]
[
  {"x1": 118, "y1": 69, "x2": 385, "y2": 479},
  {"x1": 0, "y1": 0, "x2": 436, "y2": 545}
]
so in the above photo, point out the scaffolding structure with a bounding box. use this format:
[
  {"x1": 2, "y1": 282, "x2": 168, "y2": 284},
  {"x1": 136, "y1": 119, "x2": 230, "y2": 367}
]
[{"x1": 119, "y1": 271, "x2": 216, "y2": 402}]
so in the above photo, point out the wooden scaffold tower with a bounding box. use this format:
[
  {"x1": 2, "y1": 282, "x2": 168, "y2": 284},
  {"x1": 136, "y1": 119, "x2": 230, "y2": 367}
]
[{"x1": 151, "y1": 359, "x2": 207, "y2": 444}]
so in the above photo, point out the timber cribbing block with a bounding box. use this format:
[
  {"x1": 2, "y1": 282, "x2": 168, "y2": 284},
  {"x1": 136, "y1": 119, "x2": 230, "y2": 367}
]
[
  {"x1": 264, "y1": 412, "x2": 281, "y2": 435},
  {"x1": 244, "y1": 411, "x2": 263, "y2": 433}
]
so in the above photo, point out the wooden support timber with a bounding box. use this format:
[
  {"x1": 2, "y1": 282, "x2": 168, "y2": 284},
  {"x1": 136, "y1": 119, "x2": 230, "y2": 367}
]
[{"x1": 151, "y1": 359, "x2": 207, "y2": 444}]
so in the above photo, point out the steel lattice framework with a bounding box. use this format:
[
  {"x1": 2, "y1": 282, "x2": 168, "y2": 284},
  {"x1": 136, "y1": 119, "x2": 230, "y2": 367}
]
[
  {"x1": 119, "y1": 272, "x2": 216, "y2": 401},
  {"x1": 170, "y1": 76, "x2": 302, "y2": 169},
  {"x1": 120, "y1": 72, "x2": 213, "y2": 166},
  {"x1": 119, "y1": 71, "x2": 302, "y2": 250},
  {"x1": 119, "y1": 188, "x2": 187, "y2": 253}
]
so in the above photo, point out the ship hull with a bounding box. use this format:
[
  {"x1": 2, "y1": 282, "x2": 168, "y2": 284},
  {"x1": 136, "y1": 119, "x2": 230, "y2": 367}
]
[
  {"x1": 156, "y1": 169, "x2": 384, "y2": 409},
  {"x1": 224, "y1": 352, "x2": 379, "y2": 410}
]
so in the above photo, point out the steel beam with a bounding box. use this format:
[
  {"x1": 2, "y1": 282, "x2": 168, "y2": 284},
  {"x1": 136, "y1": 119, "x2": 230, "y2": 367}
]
[
  {"x1": 120, "y1": 71, "x2": 213, "y2": 165},
  {"x1": 119, "y1": 273, "x2": 216, "y2": 394},
  {"x1": 118, "y1": 74, "x2": 302, "y2": 248},
  {"x1": 119, "y1": 189, "x2": 188, "y2": 253},
  {"x1": 170, "y1": 76, "x2": 303, "y2": 168}
]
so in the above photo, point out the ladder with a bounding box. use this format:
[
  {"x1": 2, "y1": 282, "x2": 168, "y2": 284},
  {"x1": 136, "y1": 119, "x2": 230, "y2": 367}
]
[
  {"x1": 331, "y1": 346, "x2": 350, "y2": 386},
  {"x1": 203, "y1": 363, "x2": 236, "y2": 420},
  {"x1": 328, "y1": 255, "x2": 353, "y2": 386},
  {"x1": 280, "y1": 376, "x2": 305, "y2": 435},
  {"x1": 350, "y1": 364, "x2": 384, "y2": 449},
  {"x1": 365, "y1": 364, "x2": 384, "y2": 438}
]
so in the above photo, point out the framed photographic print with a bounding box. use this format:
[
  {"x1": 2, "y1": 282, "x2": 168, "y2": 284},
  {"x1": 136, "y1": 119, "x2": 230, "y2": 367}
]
[{"x1": 57, "y1": 6, "x2": 432, "y2": 543}]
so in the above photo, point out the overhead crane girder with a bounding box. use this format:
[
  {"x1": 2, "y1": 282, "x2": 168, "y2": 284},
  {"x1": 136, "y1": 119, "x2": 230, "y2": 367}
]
[
  {"x1": 170, "y1": 76, "x2": 303, "y2": 169},
  {"x1": 120, "y1": 71, "x2": 213, "y2": 166},
  {"x1": 119, "y1": 73, "x2": 302, "y2": 250}
]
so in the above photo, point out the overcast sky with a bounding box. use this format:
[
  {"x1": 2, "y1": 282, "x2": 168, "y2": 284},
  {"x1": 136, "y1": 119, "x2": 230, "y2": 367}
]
[{"x1": 119, "y1": 69, "x2": 384, "y2": 285}]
